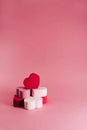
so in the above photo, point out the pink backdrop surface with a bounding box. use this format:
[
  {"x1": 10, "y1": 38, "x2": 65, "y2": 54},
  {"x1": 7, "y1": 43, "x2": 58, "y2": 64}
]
[{"x1": 0, "y1": 0, "x2": 87, "y2": 129}]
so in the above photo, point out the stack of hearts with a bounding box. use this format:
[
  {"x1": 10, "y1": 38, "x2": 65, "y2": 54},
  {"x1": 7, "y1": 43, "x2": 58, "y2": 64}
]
[{"x1": 13, "y1": 73, "x2": 48, "y2": 110}]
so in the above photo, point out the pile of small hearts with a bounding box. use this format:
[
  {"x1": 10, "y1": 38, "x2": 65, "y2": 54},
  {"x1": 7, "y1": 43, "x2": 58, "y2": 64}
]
[{"x1": 13, "y1": 73, "x2": 48, "y2": 110}]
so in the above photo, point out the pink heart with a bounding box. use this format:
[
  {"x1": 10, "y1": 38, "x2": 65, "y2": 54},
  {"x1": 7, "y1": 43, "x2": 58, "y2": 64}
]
[{"x1": 23, "y1": 73, "x2": 40, "y2": 89}]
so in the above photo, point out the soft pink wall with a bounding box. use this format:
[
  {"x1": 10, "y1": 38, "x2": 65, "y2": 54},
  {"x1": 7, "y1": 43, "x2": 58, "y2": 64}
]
[{"x1": 1, "y1": 0, "x2": 87, "y2": 98}]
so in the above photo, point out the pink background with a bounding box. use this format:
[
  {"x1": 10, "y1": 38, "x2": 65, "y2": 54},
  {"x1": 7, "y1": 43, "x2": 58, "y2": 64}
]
[{"x1": 0, "y1": 0, "x2": 87, "y2": 129}]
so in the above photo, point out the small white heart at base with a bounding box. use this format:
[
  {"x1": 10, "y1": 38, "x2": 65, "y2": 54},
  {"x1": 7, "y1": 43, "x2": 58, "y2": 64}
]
[
  {"x1": 24, "y1": 97, "x2": 43, "y2": 110},
  {"x1": 32, "y1": 87, "x2": 47, "y2": 97},
  {"x1": 24, "y1": 97, "x2": 36, "y2": 110}
]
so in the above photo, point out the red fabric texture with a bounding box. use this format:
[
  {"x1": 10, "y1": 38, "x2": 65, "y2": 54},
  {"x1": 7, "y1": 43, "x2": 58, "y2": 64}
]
[
  {"x1": 42, "y1": 96, "x2": 48, "y2": 104},
  {"x1": 13, "y1": 95, "x2": 24, "y2": 107},
  {"x1": 23, "y1": 73, "x2": 40, "y2": 89}
]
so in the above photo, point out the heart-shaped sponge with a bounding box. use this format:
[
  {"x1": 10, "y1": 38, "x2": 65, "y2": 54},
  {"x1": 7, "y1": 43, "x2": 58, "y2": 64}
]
[{"x1": 23, "y1": 73, "x2": 40, "y2": 89}]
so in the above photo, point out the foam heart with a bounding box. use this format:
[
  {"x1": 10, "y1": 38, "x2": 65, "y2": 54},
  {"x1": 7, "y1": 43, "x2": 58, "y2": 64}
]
[{"x1": 23, "y1": 73, "x2": 40, "y2": 89}]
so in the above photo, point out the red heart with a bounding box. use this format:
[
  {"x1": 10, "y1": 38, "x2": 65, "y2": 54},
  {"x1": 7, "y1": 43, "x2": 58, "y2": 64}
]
[{"x1": 23, "y1": 73, "x2": 40, "y2": 89}]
